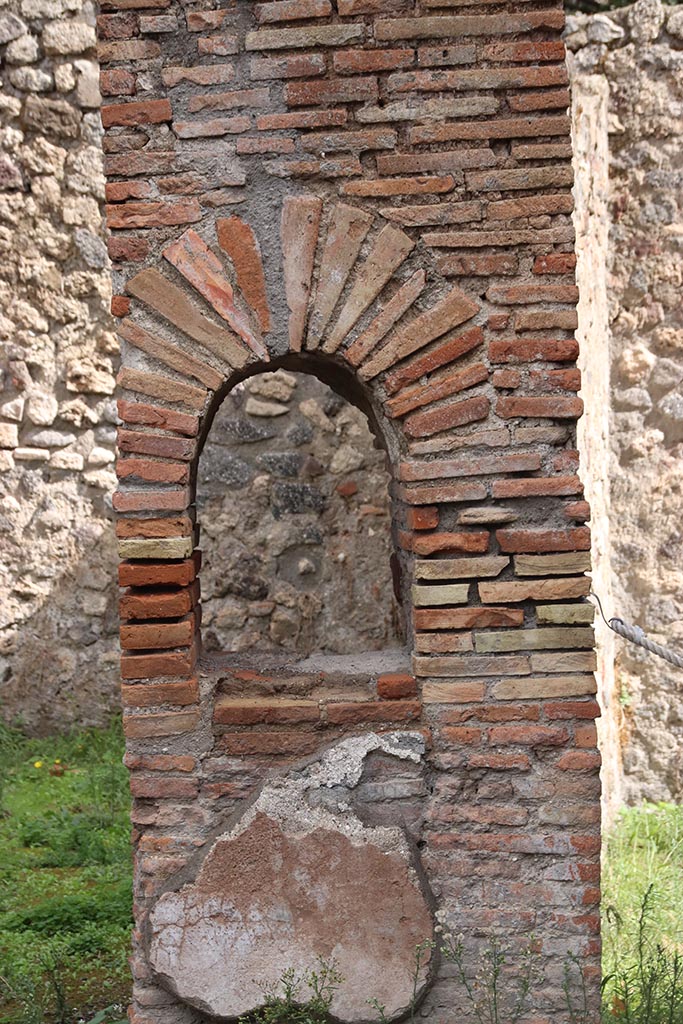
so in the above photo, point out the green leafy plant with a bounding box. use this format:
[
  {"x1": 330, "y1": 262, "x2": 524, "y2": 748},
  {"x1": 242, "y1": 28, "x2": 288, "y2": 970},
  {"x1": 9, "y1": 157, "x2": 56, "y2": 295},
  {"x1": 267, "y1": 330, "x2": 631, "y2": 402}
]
[
  {"x1": 437, "y1": 932, "x2": 540, "y2": 1024},
  {"x1": 238, "y1": 959, "x2": 343, "y2": 1024}
]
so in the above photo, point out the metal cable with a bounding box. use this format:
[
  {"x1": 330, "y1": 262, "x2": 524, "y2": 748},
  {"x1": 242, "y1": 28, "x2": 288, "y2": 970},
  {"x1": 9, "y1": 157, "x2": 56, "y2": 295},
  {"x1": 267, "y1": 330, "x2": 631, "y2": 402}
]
[{"x1": 589, "y1": 592, "x2": 683, "y2": 670}]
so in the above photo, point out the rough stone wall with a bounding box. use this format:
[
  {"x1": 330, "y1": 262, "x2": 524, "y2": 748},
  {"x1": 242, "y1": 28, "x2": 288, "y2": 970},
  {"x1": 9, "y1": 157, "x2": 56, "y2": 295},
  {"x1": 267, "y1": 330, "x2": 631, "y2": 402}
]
[
  {"x1": 0, "y1": 0, "x2": 121, "y2": 731},
  {"x1": 103, "y1": 2, "x2": 602, "y2": 1022},
  {"x1": 568, "y1": 0, "x2": 683, "y2": 804},
  {"x1": 199, "y1": 369, "x2": 400, "y2": 657}
]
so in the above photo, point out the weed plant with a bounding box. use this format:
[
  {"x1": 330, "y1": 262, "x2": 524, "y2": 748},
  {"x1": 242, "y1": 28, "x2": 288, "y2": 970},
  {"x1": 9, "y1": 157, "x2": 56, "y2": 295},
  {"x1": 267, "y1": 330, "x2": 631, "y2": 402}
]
[{"x1": 0, "y1": 719, "x2": 132, "y2": 1024}]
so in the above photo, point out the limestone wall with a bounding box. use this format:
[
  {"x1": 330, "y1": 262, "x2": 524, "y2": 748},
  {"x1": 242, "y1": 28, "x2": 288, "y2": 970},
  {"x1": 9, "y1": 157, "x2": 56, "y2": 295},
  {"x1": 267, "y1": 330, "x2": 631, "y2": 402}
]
[
  {"x1": 568, "y1": 0, "x2": 683, "y2": 803},
  {"x1": 0, "y1": 0, "x2": 120, "y2": 732}
]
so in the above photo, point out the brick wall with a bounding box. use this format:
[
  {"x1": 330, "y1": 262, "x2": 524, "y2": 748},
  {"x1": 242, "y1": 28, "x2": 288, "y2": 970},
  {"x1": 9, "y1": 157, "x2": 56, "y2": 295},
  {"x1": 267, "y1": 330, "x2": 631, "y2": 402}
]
[{"x1": 104, "y1": 1, "x2": 601, "y2": 1020}]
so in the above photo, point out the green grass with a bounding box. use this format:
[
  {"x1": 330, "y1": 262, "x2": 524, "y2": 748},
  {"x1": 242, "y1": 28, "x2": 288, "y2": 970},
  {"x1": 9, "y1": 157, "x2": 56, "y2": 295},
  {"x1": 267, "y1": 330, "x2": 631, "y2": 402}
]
[
  {"x1": 601, "y1": 803, "x2": 683, "y2": 1023},
  {"x1": 0, "y1": 719, "x2": 132, "y2": 1024},
  {"x1": 0, "y1": 718, "x2": 681, "y2": 1023}
]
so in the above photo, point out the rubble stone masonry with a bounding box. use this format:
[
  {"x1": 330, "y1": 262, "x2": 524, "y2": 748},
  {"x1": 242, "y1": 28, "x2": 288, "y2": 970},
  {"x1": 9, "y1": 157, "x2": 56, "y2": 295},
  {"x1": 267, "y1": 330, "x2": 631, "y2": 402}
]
[{"x1": 98, "y1": 0, "x2": 601, "y2": 1020}]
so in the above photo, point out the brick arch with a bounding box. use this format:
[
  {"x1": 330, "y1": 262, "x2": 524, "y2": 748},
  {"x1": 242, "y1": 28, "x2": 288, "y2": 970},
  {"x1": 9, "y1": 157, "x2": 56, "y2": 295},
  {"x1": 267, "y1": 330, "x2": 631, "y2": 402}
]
[{"x1": 114, "y1": 197, "x2": 499, "y2": 680}]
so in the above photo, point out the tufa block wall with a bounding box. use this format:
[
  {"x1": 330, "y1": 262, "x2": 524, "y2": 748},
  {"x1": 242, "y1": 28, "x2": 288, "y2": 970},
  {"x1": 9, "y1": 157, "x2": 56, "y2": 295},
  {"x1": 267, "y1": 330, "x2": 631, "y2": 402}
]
[
  {"x1": 102, "y1": 0, "x2": 602, "y2": 1021},
  {"x1": 568, "y1": 0, "x2": 683, "y2": 806}
]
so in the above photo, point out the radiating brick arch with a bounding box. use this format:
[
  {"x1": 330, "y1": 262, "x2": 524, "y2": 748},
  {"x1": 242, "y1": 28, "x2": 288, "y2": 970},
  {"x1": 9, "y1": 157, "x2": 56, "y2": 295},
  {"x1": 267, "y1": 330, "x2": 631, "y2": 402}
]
[{"x1": 113, "y1": 197, "x2": 507, "y2": 672}]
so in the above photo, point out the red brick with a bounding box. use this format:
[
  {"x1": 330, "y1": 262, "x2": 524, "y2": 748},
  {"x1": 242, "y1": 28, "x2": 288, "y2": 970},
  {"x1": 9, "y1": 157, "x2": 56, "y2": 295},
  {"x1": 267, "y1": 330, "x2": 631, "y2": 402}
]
[
  {"x1": 387, "y1": 65, "x2": 567, "y2": 94},
  {"x1": 415, "y1": 607, "x2": 523, "y2": 630},
  {"x1": 121, "y1": 679, "x2": 199, "y2": 706},
  {"x1": 112, "y1": 488, "x2": 191, "y2": 513},
  {"x1": 492, "y1": 369, "x2": 521, "y2": 389},
  {"x1": 120, "y1": 582, "x2": 198, "y2": 620},
  {"x1": 570, "y1": 837, "x2": 601, "y2": 857},
  {"x1": 118, "y1": 552, "x2": 200, "y2": 587},
  {"x1": 117, "y1": 366, "x2": 207, "y2": 411},
  {"x1": 489, "y1": 339, "x2": 580, "y2": 364},
  {"x1": 488, "y1": 194, "x2": 574, "y2": 220},
  {"x1": 405, "y1": 395, "x2": 490, "y2": 439},
  {"x1": 466, "y1": 753, "x2": 530, "y2": 770},
  {"x1": 106, "y1": 180, "x2": 153, "y2": 202},
  {"x1": 406, "y1": 506, "x2": 439, "y2": 531},
  {"x1": 116, "y1": 400, "x2": 199, "y2": 436},
  {"x1": 186, "y1": 86, "x2": 269, "y2": 114},
  {"x1": 120, "y1": 614, "x2": 195, "y2": 650},
  {"x1": 575, "y1": 723, "x2": 599, "y2": 748},
  {"x1": 117, "y1": 430, "x2": 196, "y2": 460},
  {"x1": 98, "y1": 38, "x2": 160, "y2": 61},
  {"x1": 386, "y1": 362, "x2": 488, "y2": 419},
  {"x1": 489, "y1": 725, "x2": 569, "y2": 747},
  {"x1": 107, "y1": 236, "x2": 149, "y2": 262},
  {"x1": 377, "y1": 673, "x2": 418, "y2": 700},
  {"x1": 217, "y1": 732, "x2": 321, "y2": 756},
  {"x1": 256, "y1": 0, "x2": 333, "y2": 24},
  {"x1": 399, "y1": 453, "x2": 539, "y2": 481},
  {"x1": 116, "y1": 515, "x2": 194, "y2": 539},
  {"x1": 326, "y1": 700, "x2": 420, "y2": 724},
  {"x1": 496, "y1": 528, "x2": 591, "y2": 554},
  {"x1": 107, "y1": 199, "x2": 202, "y2": 230},
  {"x1": 410, "y1": 114, "x2": 570, "y2": 145},
  {"x1": 400, "y1": 531, "x2": 490, "y2": 555},
  {"x1": 117, "y1": 458, "x2": 189, "y2": 485},
  {"x1": 488, "y1": 284, "x2": 579, "y2": 305},
  {"x1": 104, "y1": 151, "x2": 176, "y2": 177},
  {"x1": 439, "y1": 253, "x2": 518, "y2": 277},
  {"x1": 250, "y1": 54, "x2": 325, "y2": 80},
  {"x1": 130, "y1": 776, "x2": 198, "y2": 799},
  {"x1": 257, "y1": 109, "x2": 347, "y2": 130},
  {"x1": 553, "y1": 449, "x2": 580, "y2": 472},
  {"x1": 100, "y1": 68, "x2": 136, "y2": 96},
  {"x1": 466, "y1": 166, "x2": 573, "y2": 194},
  {"x1": 343, "y1": 175, "x2": 456, "y2": 197},
  {"x1": 399, "y1": 481, "x2": 487, "y2": 505},
  {"x1": 334, "y1": 49, "x2": 413, "y2": 74},
  {"x1": 565, "y1": 501, "x2": 591, "y2": 522},
  {"x1": 480, "y1": 40, "x2": 566, "y2": 63},
  {"x1": 111, "y1": 295, "x2": 130, "y2": 317},
  {"x1": 497, "y1": 396, "x2": 583, "y2": 419},
  {"x1": 384, "y1": 326, "x2": 483, "y2": 395},
  {"x1": 377, "y1": 149, "x2": 495, "y2": 177},
  {"x1": 492, "y1": 476, "x2": 582, "y2": 499},
  {"x1": 124, "y1": 753, "x2": 196, "y2": 772},
  {"x1": 439, "y1": 726, "x2": 482, "y2": 745},
  {"x1": 528, "y1": 369, "x2": 582, "y2": 392},
  {"x1": 97, "y1": 12, "x2": 138, "y2": 38},
  {"x1": 533, "y1": 253, "x2": 577, "y2": 275},
  {"x1": 214, "y1": 701, "x2": 320, "y2": 725},
  {"x1": 441, "y1": 704, "x2": 540, "y2": 724},
  {"x1": 186, "y1": 9, "x2": 229, "y2": 29},
  {"x1": 509, "y1": 88, "x2": 571, "y2": 112},
  {"x1": 121, "y1": 647, "x2": 197, "y2": 680},
  {"x1": 285, "y1": 77, "x2": 378, "y2": 106},
  {"x1": 102, "y1": 98, "x2": 171, "y2": 128}
]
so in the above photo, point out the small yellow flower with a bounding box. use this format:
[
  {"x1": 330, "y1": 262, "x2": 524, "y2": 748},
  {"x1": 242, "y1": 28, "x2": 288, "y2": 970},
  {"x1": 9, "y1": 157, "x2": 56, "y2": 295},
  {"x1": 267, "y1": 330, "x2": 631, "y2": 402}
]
[
  {"x1": 33, "y1": 761, "x2": 43, "y2": 769},
  {"x1": 54, "y1": 759, "x2": 61, "y2": 765}
]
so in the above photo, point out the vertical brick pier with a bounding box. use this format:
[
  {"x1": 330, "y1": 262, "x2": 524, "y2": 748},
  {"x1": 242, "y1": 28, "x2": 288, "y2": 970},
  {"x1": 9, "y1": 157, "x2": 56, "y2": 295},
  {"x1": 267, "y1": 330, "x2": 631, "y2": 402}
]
[{"x1": 103, "y1": 1, "x2": 602, "y2": 1020}]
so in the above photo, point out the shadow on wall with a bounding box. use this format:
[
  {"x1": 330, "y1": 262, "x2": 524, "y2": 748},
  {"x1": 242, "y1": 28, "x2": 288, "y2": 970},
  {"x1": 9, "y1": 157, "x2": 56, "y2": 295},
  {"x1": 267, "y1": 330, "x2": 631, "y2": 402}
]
[{"x1": 197, "y1": 368, "x2": 401, "y2": 658}]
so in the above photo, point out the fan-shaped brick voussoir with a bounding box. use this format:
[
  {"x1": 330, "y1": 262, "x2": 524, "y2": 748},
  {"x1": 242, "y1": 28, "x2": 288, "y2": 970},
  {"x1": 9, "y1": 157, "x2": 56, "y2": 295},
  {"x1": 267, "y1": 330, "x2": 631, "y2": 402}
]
[{"x1": 279, "y1": 197, "x2": 485, "y2": 415}]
